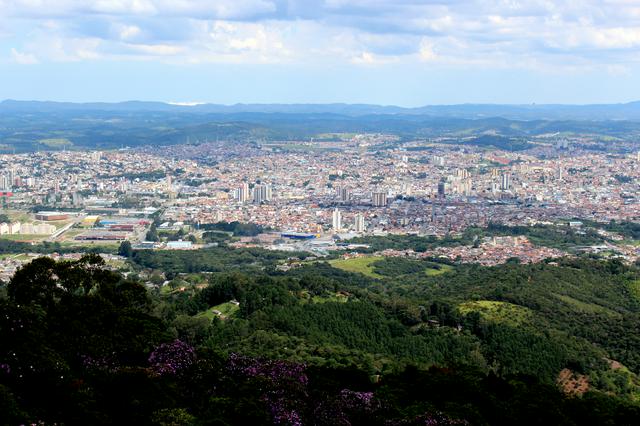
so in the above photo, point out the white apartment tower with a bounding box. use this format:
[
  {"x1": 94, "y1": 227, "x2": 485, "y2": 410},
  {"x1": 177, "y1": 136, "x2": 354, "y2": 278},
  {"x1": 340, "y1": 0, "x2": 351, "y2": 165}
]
[
  {"x1": 332, "y1": 208, "x2": 342, "y2": 231},
  {"x1": 354, "y1": 213, "x2": 365, "y2": 233}
]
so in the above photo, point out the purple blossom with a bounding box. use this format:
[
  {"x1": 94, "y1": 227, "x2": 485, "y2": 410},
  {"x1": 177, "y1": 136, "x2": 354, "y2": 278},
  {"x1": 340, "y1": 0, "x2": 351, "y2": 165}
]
[
  {"x1": 148, "y1": 340, "x2": 196, "y2": 376},
  {"x1": 0, "y1": 363, "x2": 10, "y2": 374},
  {"x1": 313, "y1": 388, "x2": 381, "y2": 425},
  {"x1": 385, "y1": 412, "x2": 469, "y2": 426},
  {"x1": 227, "y1": 354, "x2": 308, "y2": 425},
  {"x1": 227, "y1": 353, "x2": 308, "y2": 386},
  {"x1": 339, "y1": 389, "x2": 377, "y2": 411},
  {"x1": 79, "y1": 354, "x2": 118, "y2": 372}
]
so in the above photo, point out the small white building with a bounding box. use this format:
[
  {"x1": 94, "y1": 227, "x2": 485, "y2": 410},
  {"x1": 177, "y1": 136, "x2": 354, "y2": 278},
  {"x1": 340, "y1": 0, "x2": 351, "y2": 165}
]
[{"x1": 166, "y1": 240, "x2": 193, "y2": 250}]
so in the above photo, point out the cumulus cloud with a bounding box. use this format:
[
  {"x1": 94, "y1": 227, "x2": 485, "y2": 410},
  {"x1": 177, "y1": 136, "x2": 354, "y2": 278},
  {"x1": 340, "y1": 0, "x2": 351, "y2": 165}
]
[
  {"x1": 10, "y1": 47, "x2": 39, "y2": 64},
  {"x1": 2, "y1": 0, "x2": 640, "y2": 70}
]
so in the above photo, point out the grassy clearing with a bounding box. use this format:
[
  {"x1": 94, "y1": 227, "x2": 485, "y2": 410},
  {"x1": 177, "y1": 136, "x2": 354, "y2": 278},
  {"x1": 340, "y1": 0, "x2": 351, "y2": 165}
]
[
  {"x1": 60, "y1": 229, "x2": 85, "y2": 239},
  {"x1": 196, "y1": 301, "x2": 240, "y2": 320},
  {"x1": 552, "y1": 293, "x2": 619, "y2": 316},
  {"x1": 627, "y1": 280, "x2": 640, "y2": 303},
  {"x1": 329, "y1": 256, "x2": 384, "y2": 279},
  {"x1": 39, "y1": 138, "x2": 73, "y2": 148},
  {"x1": 311, "y1": 292, "x2": 349, "y2": 304},
  {"x1": 458, "y1": 300, "x2": 534, "y2": 326},
  {"x1": 59, "y1": 241, "x2": 120, "y2": 249},
  {"x1": 425, "y1": 264, "x2": 453, "y2": 276},
  {"x1": 8, "y1": 254, "x2": 35, "y2": 262},
  {"x1": 2, "y1": 210, "x2": 32, "y2": 223},
  {"x1": 160, "y1": 284, "x2": 175, "y2": 295},
  {"x1": 0, "y1": 234, "x2": 48, "y2": 241}
]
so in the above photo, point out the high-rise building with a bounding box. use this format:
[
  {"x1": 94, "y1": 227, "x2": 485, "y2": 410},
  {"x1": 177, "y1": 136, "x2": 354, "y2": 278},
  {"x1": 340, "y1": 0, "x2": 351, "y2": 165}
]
[
  {"x1": 401, "y1": 181, "x2": 412, "y2": 196},
  {"x1": 0, "y1": 175, "x2": 10, "y2": 191},
  {"x1": 354, "y1": 213, "x2": 365, "y2": 233},
  {"x1": 500, "y1": 173, "x2": 511, "y2": 191},
  {"x1": 332, "y1": 208, "x2": 342, "y2": 231},
  {"x1": 236, "y1": 182, "x2": 250, "y2": 202},
  {"x1": 459, "y1": 179, "x2": 472, "y2": 196},
  {"x1": 437, "y1": 182, "x2": 446, "y2": 197},
  {"x1": 338, "y1": 187, "x2": 351, "y2": 202},
  {"x1": 253, "y1": 184, "x2": 272, "y2": 203},
  {"x1": 431, "y1": 155, "x2": 445, "y2": 166},
  {"x1": 372, "y1": 192, "x2": 387, "y2": 207},
  {"x1": 455, "y1": 169, "x2": 470, "y2": 179},
  {"x1": 72, "y1": 192, "x2": 84, "y2": 207}
]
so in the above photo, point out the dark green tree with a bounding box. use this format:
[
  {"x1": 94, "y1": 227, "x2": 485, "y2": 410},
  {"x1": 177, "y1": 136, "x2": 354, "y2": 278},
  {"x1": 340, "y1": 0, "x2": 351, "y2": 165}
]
[{"x1": 118, "y1": 240, "x2": 133, "y2": 257}]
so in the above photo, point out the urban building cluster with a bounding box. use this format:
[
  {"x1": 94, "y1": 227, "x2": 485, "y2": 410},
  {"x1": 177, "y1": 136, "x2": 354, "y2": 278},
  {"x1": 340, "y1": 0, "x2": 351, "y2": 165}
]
[{"x1": 0, "y1": 134, "x2": 638, "y2": 267}]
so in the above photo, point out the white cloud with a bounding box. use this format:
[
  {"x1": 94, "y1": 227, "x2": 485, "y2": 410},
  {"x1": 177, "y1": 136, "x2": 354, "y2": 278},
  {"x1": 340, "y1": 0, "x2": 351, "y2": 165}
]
[
  {"x1": 116, "y1": 24, "x2": 142, "y2": 40},
  {"x1": 125, "y1": 43, "x2": 183, "y2": 56},
  {"x1": 10, "y1": 47, "x2": 39, "y2": 64},
  {"x1": 418, "y1": 39, "x2": 437, "y2": 62},
  {"x1": 0, "y1": 0, "x2": 277, "y2": 19},
  {"x1": 1, "y1": 0, "x2": 639, "y2": 71}
]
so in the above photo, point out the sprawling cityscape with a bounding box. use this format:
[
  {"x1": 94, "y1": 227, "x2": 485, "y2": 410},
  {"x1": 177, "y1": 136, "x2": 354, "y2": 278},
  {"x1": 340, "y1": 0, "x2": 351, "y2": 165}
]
[
  {"x1": 4, "y1": 0, "x2": 640, "y2": 424},
  {"x1": 1, "y1": 131, "x2": 639, "y2": 280}
]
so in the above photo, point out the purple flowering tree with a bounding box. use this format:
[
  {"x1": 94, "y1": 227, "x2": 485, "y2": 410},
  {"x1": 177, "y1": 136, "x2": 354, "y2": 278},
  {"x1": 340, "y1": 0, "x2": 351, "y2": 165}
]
[
  {"x1": 148, "y1": 340, "x2": 196, "y2": 376},
  {"x1": 227, "y1": 353, "x2": 308, "y2": 425},
  {"x1": 313, "y1": 388, "x2": 382, "y2": 425}
]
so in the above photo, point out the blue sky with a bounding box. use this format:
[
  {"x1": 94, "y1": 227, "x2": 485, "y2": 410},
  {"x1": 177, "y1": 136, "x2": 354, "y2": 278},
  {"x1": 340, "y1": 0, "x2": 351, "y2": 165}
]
[{"x1": 1, "y1": 0, "x2": 639, "y2": 105}]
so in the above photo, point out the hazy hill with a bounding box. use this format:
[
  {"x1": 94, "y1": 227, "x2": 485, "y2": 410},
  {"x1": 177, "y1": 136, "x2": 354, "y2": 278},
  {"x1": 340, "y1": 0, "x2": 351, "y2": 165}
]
[{"x1": 3, "y1": 99, "x2": 640, "y2": 120}]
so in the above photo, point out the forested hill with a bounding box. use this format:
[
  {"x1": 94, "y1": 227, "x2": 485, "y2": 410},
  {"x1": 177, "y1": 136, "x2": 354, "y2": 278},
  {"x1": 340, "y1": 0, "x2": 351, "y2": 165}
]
[
  {"x1": 4, "y1": 100, "x2": 640, "y2": 120},
  {"x1": 2, "y1": 253, "x2": 640, "y2": 424},
  {"x1": 2, "y1": 101, "x2": 640, "y2": 152}
]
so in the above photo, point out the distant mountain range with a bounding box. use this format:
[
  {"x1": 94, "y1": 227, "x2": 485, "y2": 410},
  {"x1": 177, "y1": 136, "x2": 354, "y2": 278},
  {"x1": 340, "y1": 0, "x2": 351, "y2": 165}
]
[{"x1": 2, "y1": 99, "x2": 640, "y2": 121}]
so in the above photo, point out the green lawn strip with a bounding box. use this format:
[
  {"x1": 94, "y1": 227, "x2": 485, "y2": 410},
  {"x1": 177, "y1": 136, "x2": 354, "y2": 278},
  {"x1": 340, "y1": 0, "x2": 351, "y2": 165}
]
[{"x1": 196, "y1": 301, "x2": 240, "y2": 320}]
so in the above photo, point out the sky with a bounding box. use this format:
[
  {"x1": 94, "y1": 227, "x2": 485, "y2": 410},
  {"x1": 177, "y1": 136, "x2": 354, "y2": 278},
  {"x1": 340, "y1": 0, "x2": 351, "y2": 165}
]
[{"x1": 0, "y1": 0, "x2": 639, "y2": 106}]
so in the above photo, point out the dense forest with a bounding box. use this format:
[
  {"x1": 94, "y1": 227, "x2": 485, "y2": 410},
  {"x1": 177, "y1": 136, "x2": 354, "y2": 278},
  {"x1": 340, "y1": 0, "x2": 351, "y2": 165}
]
[{"x1": 2, "y1": 248, "x2": 640, "y2": 424}]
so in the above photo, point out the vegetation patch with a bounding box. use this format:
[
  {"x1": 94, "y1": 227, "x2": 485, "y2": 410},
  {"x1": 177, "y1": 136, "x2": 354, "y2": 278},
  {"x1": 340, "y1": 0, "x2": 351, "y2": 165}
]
[
  {"x1": 311, "y1": 292, "x2": 349, "y2": 304},
  {"x1": 552, "y1": 293, "x2": 620, "y2": 316},
  {"x1": 426, "y1": 263, "x2": 453, "y2": 276},
  {"x1": 39, "y1": 138, "x2": 73, "y2": 148},
  {"x1": 0, "y1": 234, "x2": 48, "y2": 241},
  {"x1": 328, "y1": 256, "x2": 384, "y2": 278},
  {"x1": 196, "y1": 301, "x2": 239, "y2": 320},
  {"x1": 458, "y1": 300, "x2": 534, "y2": 326},
  {"x1": 628, "y1": 280, "x2": 640, "y2": 303}
]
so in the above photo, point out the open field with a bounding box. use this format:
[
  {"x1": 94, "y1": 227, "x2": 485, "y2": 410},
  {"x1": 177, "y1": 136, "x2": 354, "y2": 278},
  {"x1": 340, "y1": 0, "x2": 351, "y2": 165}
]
[
  {"x1": 329, "y1": 256, "x2": 384, "y2": 278},
  {"x1": 552, "y1": 293, "x2": 619, "y2": 316},
  {"x1": 196, "y1": 301, "x2": 239, "y2": 320},
  {"x1": 425, "y1": 264, "x2": 454, "y2": 276},
  {"x1": 2, "y1": 210, "x2": 32, "y2": 223},
  {"x1": 458, "y1": 300, "x2": 534, "y2": 326},
  {"x1": 39, "y1": 138, "x2": 73, "y2": 148},
  {"x1": 59, "y1": 241, "x2": 120, "y2": 248},
  {"x1": 311, "y1": 292, "x2": 350, "y2": 304},
  {"x1": 0, "y1": 234, "x2": 48, "y2": 241}
]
